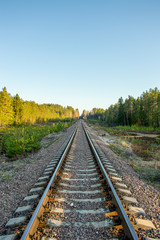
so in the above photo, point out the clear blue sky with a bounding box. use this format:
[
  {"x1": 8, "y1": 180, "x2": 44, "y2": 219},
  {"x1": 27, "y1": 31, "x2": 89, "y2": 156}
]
[{"x1": 0, "y1": 0, "x2": 160, "y2": 114}]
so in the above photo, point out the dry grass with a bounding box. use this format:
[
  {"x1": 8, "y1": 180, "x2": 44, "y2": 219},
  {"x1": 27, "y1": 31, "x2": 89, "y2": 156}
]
[{"x1": 93, "y1": 124, "x2": 160, "y2": 190}]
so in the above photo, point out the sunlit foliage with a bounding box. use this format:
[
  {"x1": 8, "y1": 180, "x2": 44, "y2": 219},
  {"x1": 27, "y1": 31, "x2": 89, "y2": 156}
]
[
  {"x1": 0, "y1": 87, "x2": 79, "y2": 126},
  {"x1": 87, "y1": 88, "x2": 160, "y2": 128},
  {"x1": 0, "y1": 122, "x2": 69, "y2": 157}
]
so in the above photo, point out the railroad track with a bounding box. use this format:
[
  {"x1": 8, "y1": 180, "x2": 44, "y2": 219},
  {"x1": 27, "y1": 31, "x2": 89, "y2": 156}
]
[{"x1": 0, "y1": 121, "x2": 156, "y2": 240}]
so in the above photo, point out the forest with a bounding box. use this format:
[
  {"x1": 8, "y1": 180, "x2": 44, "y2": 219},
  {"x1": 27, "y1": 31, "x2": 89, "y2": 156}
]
[
  {"x1": 1, "y1": 87, "x2": 160, "y2": 128},
  {"x1": 0, "y1": 87, "x2": 80, "y2": 158},
  {"x1": 86, "y1": 88, "x2": 160, "y2": 128},
  {"x1": 0, "y1": 87, "x2": 79, "y2": 126}
]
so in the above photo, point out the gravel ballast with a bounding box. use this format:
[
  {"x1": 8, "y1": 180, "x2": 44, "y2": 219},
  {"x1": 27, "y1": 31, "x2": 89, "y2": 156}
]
[
  {"x1": 0, "y1": 123, "x2": 76, "y2": 234},
  {"x1": 87, "y1": 123, "x2": 160, "y2": 239},
  {"x1": 34, "y1": 122, "x2": 122, "y2": 240},
  {"x1": 0, "y1": 121, "x2": 159, "y2": 239}
]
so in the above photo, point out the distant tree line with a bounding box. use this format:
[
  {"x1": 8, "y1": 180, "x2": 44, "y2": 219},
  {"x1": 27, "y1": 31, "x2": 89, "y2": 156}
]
[
  {"x1": 0, "y1": 87, "x2": 79, "y2": 126},
  {"x1": 86, "y1": 88, "x2": 160, "y2": 128}
]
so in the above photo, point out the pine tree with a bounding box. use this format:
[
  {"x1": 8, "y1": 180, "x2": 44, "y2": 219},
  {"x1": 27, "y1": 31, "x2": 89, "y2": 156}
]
[
  {"x1": 0, "y1": 87, "x2": 14, "y2": 126},
  {"x1": 117, "y1": 97, "x2": 125, "y2": 125},
  {"x1": 82, "y1": 109, "x2": 88, "y2": 119},
  {"x1": 13, "y1": 94, "x2": 23, "y2": 124},
  {"x1": 75, "y1": 109, "x2": 79, "y2": 119}
]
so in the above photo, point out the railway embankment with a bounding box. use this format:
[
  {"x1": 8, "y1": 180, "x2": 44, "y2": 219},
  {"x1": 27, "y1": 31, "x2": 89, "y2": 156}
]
[
  {"x1": 0, "y1": 123, "x2": 76, "y2": 234},
  {"x1": 87, "y1": 123, "x2": 160, "y2": 239},
  {"x1": 0, "y1": 121, "x2": 159, "y2": 239}
]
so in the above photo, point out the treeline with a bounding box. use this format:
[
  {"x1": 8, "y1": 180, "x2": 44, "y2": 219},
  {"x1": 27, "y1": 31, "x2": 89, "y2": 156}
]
[
  {"x1": 87, "y1": 88, "x2": 160, "y2": 128},
  {"x1": 0, "y1": 87, "x2": 79, "y2": 126}
]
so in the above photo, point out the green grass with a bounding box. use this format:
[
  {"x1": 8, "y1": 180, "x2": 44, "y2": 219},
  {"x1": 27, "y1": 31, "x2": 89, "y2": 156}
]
[
  {"x1": 134, "y1": 166, "x2": 160, "y2": 183},
  {"x1": 0, "y1": 122, "x2": 69, "y2": 158},
  {"x1": 107, "y1": 143, "x2": 123, "y2": 156}
]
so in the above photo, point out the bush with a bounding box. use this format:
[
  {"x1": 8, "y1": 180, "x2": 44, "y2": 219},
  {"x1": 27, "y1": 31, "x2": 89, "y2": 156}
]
[{"x1": 1, "y1": 122, "x2": 68, "y2": 158}]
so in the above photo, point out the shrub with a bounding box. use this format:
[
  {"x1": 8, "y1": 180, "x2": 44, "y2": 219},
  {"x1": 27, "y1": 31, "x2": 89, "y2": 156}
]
[{"x1": 1, "y1": 122, "x2": 68, "y2": 158}]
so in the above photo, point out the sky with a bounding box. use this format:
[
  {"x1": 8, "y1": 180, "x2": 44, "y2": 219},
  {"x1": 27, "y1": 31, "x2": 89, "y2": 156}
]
[{"x1": 0, "y1": 0, "x2": 160, "y2": 115}]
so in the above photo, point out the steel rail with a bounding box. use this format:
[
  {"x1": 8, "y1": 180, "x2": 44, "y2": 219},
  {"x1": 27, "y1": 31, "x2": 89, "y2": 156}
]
[
  {"x1": 83, "y1": 125, "x2": 139, "y2": 240},
  {"x1": 20, "y1": 124, "x2": 78, "y2": 240}
]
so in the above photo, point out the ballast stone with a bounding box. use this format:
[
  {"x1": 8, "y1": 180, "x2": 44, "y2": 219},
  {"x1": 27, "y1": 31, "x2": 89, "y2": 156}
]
[
  {"x1": 117, "y1": 188, "x2": 131, "y2": 195},
  {"x1": 109, "y1": 172, "x2": 118, "y2": 176},
  {"x1": 30, "y1": 187, "x2": 44, "y2": 192},
  {"x1": 35, "y1": 181, "x2": 47, "y2": 186},
  {"x1": 47, "y1": 164, "x2": 55, "y2": 168},
  {"x1": 41, "y1": 237, "x2": 57, "y2": 240},
  {"x1": 45, "y1": 167, "x2": 54, "y2": 171},
  {"x1": 114, "y1": 183, "x2": 127, "y2": 189},
  {"x1": 122, "y1": 196, "x2": 138, "y2": 205},
  {"x1": 24, "y1": 194, "x2": 39, "y2": 201},
  {"x1": 43, "y1": 171, "x2": 52, "y2": 175},
  {"x1": 106, "y1": 168, "x2": 116, "y2": 172},
  {"x1": 110, "y1": 176, "x2": 122, "y2": 182},
  {"x1": 6, "y1": 216, "x2": 27, "y2": 227},
  {"x1": 104, "y1": 164, "x2": 113, "y2": 167},
  {"x1": 15, "y1": 205, "x2": 32, "y2": 213},
  {"x1": 128, "y1": 206, "x2": 146, "y2": 216},
  {"x1": 47, "y1": 218, "x2": 114, "y2": 228},
  {"x1": 145, "y1": 238, "x2": 159, "y2": 240},
  {"x1": 38, "y1": 176, "x2": 50, "y2": 180},
  {"x1": 0, "y1": 235, "x2": 17, "y2": 240},
  {"x1": 134, "y1": 218, "x2": 156, "y2": 230}
]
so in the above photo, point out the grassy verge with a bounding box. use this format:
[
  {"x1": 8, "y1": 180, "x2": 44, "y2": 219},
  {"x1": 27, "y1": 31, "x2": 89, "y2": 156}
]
[
  {"x1": 107, "y1": 140, "x2": 160, "y2": 189},
  {"x1": 0, "y1": 121, "x2": 70, "y2": 159}
]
